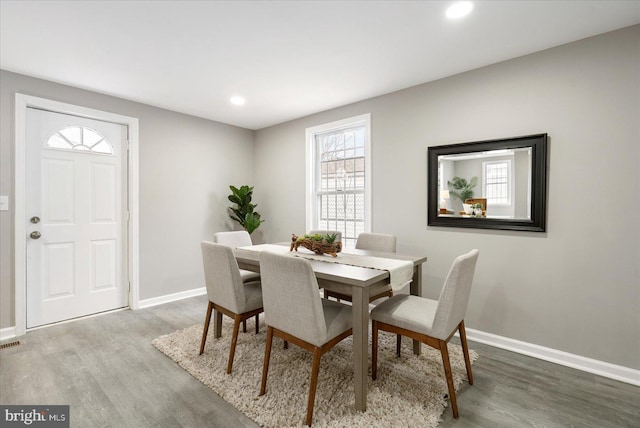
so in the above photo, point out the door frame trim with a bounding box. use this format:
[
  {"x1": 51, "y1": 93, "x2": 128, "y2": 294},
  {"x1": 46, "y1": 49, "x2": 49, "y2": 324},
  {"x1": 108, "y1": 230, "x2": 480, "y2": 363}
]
[{"x1": 14, "y1": 94, "x2": 140, "y2": 336}]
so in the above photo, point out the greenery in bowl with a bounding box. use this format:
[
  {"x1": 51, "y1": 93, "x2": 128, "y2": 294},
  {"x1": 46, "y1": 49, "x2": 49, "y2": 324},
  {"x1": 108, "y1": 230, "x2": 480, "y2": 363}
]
[{"x1": 298, "y1": 233, "x2": 338, "y2": 243}]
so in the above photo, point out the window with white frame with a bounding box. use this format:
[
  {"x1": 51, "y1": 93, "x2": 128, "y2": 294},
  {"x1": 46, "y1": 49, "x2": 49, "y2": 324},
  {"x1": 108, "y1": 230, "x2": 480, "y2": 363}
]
[
  {"x1": 306, "y1": 114, "x2": 371, "y2": 248},
  {"x1": 483, "y1": 159, "x2": 512, "y2": 205}
]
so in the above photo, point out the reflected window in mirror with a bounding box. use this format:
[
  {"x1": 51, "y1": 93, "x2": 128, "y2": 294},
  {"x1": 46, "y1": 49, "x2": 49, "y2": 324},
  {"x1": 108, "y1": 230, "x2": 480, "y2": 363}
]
[{"x1": 483, "y1": 159, "x2": 512, "y2": 210}]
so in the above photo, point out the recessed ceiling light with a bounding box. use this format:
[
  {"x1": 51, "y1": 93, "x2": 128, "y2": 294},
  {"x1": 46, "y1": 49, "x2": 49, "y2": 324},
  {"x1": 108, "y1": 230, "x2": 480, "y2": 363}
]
[
  {"x1": 230, "y1": 96, "x2": 246, "y2": 106},
  {"x1": 446, "y1": 1, "x2": 473, "y2": 19}
]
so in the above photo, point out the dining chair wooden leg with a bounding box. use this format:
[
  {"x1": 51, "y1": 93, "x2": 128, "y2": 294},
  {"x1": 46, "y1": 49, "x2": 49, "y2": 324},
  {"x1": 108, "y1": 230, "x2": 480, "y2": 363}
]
[
  {"x1": 199, "y1": 301, "x2": 213, "y2": 355},
  {"x1": 227, "y1": 315, "x2": 242, "y2": 374},
  {"x1": 306, "y1": 348, "x2": 322, "y2": 426},
  {"x1": 284, "y1": 340, "x2": 288, "y2": 349},
  {"x1": 458, "y1": 320, "x2": 473, "y2": 385},
  {"x1": 439, "y1": 340, "x2": 459, "y2": 419},
  {"x1": 255, "y1": 314, "x2": 260, "y2": 334},
  {"x1": 396, "y1": 334, "x2": 402, "y2": 357},
  {"x1": 260, "y1": 326, "x2": 274, "y2": 396},
  {"x1": 243, "y1": 319, "x2": 247, "y2": 333},
  {"x1": 372, "y1": 321, "x2": 379, "y2": 380}
]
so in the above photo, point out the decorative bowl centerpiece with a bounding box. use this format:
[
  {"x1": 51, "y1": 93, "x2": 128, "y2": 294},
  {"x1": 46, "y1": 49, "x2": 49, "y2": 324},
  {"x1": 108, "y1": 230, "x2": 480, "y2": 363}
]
[{"x1": 290, "y1": 233, "x2": 342, "y2": 257}]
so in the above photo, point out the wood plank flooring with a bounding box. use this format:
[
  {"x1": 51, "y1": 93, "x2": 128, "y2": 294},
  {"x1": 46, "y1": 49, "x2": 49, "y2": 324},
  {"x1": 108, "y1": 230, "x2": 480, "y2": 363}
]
[{"x1": 1, "y1": 295, "x2": 638, "y2": 427}]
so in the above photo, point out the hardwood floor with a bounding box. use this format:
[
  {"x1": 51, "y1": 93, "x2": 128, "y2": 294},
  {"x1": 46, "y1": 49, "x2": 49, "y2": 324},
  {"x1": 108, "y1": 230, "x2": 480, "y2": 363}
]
[{"x1": 1, "y1": 295, "x2": 638, "y2": 427}]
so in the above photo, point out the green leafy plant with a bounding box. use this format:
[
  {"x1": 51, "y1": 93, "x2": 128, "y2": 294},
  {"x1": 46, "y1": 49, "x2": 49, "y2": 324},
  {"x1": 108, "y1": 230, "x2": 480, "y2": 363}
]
[
  {"x1": 447, "y1": 176, "x2": 478, "y2": 203},
  {"x1": 228, "y1": 185, "x2": 264, "y2": 234},
  {"x1": 296, "y1": 232, "x2": 337, "y2": 244},
  {"x1": 324, "y1": 233, "x2": 337, "y2": 244}
]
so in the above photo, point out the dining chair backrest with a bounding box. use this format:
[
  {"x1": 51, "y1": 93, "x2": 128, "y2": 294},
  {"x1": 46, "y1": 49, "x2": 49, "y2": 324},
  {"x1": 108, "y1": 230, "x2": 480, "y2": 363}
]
[
  {"x1": 308, "y1": 230, "x2": 342, "y2": 243},
  {"x1": 355, "y1": 232, "x2": 397, "y2": 253},
  {"x1": 260, "y1": 251, "x2": 329, "y2": 346},
  {"x1": 432, "y1": 249, "x2": 480, "y2": 339},
  {"x1": 201, "y1": 241, "x2": 246, "y2": 314},
  {"x1": 213, "y1": 230, "x2": 253, "y2": 248}
]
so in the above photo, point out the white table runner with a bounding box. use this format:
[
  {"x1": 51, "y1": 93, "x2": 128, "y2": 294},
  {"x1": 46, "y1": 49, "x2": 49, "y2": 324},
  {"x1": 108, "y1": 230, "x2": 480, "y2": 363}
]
[
  {"x1": 238, "y1": 244, "x2": 413, "y2": 291},
  {"x1": 237, "y1": 243, "x2": 292, "y2": 254}
]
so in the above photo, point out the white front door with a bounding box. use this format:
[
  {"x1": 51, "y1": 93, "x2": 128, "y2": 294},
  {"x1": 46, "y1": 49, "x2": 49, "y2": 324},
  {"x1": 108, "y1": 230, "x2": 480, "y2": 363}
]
[{"x1": 26, "y1": 108, "x2": 128, "y2": 328}]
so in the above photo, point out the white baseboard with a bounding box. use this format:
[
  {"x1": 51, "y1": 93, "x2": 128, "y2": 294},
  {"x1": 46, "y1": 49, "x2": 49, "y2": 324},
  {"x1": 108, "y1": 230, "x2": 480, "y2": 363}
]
[
  {"x1": 465, "y1": 328, "x2": 640, "y2": 387},
  {"x1": 1, "y1": 326, "x2": 17, "y2": 341},
  {"x1": 138, "y1": 286, "x2": 207, "y2": 309}
]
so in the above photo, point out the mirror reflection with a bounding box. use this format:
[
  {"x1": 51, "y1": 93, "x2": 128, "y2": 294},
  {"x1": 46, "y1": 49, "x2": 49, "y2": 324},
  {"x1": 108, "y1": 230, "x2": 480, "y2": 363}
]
[
  {"x1": 427, "y1": 133, "x2": 547, "y2": 232},
  {"x1": 438, "y1": 147, "x2": 532, "y2": 220}
]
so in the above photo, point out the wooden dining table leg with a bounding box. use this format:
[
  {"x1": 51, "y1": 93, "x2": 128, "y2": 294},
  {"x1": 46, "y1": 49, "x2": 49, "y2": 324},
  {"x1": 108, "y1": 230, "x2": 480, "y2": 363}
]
[{"x1": 351, "y1": 286, "x2": 368, "y2": 412}]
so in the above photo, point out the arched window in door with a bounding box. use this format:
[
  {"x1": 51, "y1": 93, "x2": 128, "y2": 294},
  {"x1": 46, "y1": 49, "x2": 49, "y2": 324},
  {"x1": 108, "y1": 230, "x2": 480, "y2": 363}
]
[{"x1": 45, "y1": 126, "x2": 113, "y2": 155}]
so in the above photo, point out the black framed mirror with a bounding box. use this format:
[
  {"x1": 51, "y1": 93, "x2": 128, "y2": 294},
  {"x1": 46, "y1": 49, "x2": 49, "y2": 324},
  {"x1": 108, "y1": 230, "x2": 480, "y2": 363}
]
[{"x1": 428, "y1": 133, "x2": 547, "y2": 232}]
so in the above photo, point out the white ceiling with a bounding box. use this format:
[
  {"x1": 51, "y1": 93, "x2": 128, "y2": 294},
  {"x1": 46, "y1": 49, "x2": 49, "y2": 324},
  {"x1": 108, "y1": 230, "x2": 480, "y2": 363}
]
[{"x1": 2, "y1": 1, "x2": 639, "y2": 130}]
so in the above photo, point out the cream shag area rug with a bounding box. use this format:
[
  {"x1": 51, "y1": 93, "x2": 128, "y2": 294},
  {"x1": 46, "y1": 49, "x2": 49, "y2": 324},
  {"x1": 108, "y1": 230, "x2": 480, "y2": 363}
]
[{"x1": 152, "y1": 318, "x2": 477, "y2": 428}]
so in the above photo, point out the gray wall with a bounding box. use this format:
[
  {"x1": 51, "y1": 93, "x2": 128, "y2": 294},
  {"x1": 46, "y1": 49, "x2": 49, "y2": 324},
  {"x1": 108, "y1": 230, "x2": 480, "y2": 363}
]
[
  {"x1": 254, "y1": 26, "x2": 640, "y2": 369},
  {"x1": 0, "y1": 70, "x2": 255, "y2": 328}
]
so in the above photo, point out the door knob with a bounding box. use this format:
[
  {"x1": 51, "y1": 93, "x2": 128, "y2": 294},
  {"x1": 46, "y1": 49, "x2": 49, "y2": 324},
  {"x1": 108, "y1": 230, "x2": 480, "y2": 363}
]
[
  {"x1": 30, "y1": 231, "x2": 41, "y2": 239},
  {"x1": 30, "y1": 216, "x2": 40, "y2": 224}
]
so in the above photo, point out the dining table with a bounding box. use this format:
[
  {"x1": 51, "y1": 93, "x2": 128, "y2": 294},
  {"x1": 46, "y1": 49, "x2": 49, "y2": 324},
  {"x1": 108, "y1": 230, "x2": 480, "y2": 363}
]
[{"x1": 229, "y1": 243, "x2": 428, "y2": 412}]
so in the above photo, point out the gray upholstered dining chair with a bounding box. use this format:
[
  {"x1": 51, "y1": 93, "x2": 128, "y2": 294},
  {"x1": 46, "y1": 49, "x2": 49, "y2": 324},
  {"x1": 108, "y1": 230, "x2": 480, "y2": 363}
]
[
  {"x1": 199, "y1": 241, "x2": 263, "y2": 374},
  {"x1": 214, "y1": 230, "x2": 260, "y2": 333},
  {"x1": 355, "y1": 232, "x2": 396, "y2": 253},
  {"x1": 258, "y1": 251, "x2": 352, "y2": 426},
  {"x1": 325, "y1": 232, "x2": 397, "y2": 303},
  {"x1": 214, "y1": 231, "x2": 260, "y2": 283},
  {"x1": 370, "y1": 249, "x2": 479, "y2": 419}
]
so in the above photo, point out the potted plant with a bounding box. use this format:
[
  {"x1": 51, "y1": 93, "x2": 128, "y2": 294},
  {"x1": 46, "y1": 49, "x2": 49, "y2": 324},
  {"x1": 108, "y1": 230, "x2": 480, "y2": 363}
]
[
  {"x1": 228, "y1": 185, "x2": 264, "y2": 234},
  {"x1": 447, "y1": 176, "x2": 478, "y2": 204},
  {"x1": 290, "y1": 232, "x2": 342, "y2": 257}
]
